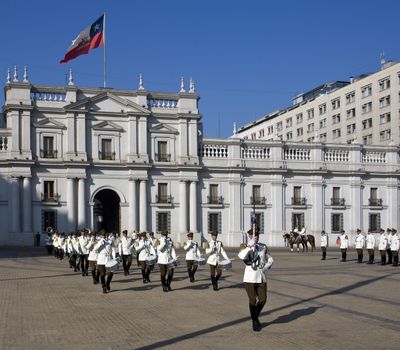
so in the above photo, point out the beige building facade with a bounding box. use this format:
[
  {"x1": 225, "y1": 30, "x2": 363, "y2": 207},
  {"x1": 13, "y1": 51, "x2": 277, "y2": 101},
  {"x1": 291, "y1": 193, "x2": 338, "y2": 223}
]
[{"x1": 236, "y1": 61, "x2": 400, "y2": 146}]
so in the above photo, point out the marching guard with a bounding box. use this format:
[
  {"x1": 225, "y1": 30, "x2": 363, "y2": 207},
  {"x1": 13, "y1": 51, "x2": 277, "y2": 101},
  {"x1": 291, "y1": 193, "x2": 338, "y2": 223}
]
[
  {"x1": 136, "y1": 232, "x2": 156, "y2": 284},
  {"x1": 119, "y1": 230, "x2": 134, "y2": 276},
  {"x1": 386, "y1": 228, "x2": 393, "y2": 264},
  {"x1": 184, "y1": 232, "x2": 201, "y2": 282},
  {"x1": 320, "y1": 230, "x2": 327, "y2": 260},
  {"x1": 355, "y1": 229, "x2": 365, "y2": 263},
  {"x1": 205, "y1": 231, "x2": 230, "y2": 291},
  {"x1": 78, "y1": 230, "x2": 89, "y2": 276},
  {"x1": 238, "y1": 230, "x2": 273, "y2": 332},
  {"x1": 86, "y1": 232, "x2": 99, "y2": 284},
  {"x1": 94, "y1": 230, "x2": 116, "y2": 293},
  {"x1": 157, "y1": 231, "x2": 177, "y2": 292},
  {"x1": 378, "y1": 228, "x2": 388, "y2": 265},
  {"x1": 366, "y1": 229, "x2": 375, "y2": 264},
  {"x1": 339, "y1": 230, "x2": 349, "y2": 262},
  {"x1": 390, "y1": 229, "x2": 399, "y2": 266}
]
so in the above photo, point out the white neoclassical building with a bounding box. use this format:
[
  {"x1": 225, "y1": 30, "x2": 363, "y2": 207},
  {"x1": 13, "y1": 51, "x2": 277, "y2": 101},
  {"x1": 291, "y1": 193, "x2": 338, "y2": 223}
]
[{"x1": 0, "y1": 67, "x2": 399, "y2": 247}]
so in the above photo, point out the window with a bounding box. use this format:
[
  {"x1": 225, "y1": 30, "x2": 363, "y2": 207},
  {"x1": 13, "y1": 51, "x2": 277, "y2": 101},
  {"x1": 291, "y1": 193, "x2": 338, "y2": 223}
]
[
  {"x1": 291, "y1": 213, "x2": 305, "y2": 230},
  {"x1": 251, "y1": 212, "x2": 264, "y2": 234},
  {"x1": 297, "y1": 127, "x2": 303, "y2": 136},
  {"x1": 362, "y1": 102, "x2": 372, "y2": 114},
  {"x1": 332, "y1": 128, "x2": 341, "y2": 139},
  {"x1": 157, "y1": 183, "x2": 169, "y2": 203},
  {"x1": 346, "y1": 108, "x2": 356, "y2": 119},
  {"x1": 208, "y1": 212, "x2": 221, "y2": 234},
  {"x1": 320, "y1": 133, "x2": 327, "y2": 142},
  {"x1": 379, "y1": 77, "x2": 390, "y2": 91},
  {"x1": 362, "y1": 118, "x2": 372, "y2": 129},
  {"x1": 43, "y1": 181, "x2": 56, "y2": 202},
  {"x1": 379, "y1": 95, "x2": 390, "y2": 108},
  {"x1": 331, "y1": 98, "x2": 340, "y2": 110},
  {"x1": 380, "y1": 129, "x2": 391, "y2": 141},
  {"x1": 346, "y1": 91, "x2": 355, "y2": 104},
  {"x1": 370, "y1": 187, "x2": 377, "y2": 200},
  {"x1": 331, "y1": 213, "x2": 343, "y2": 233},
  {"x1": 307, "y1": 136, "x2": 315, "y2": 142},
  {"x1": 267, "y1": 126, "x2": 274, "y2": 135},
  {"x1": 258, "y1": 129, "x2": 265, "y2": 138},
  {"x1": 332, "y1": 113, "x2": 341, "y2": 124},
  {"x1": 209, "y1": 184, "x2": 220, "y2": 204},
  {"x1": 368, "y1": 213, "x2": 381, "y2": 233},
  {"x1": 307, "y1": 123, "x2": 314, "y2": 133},
  {"x1": 347, "y1": 124, "x2": 356, "y2": 134},
  {"x1": 156, "y1": 212, "x2": 170, "y2": 233},
  {"x1": 380, "y1": 112, "x2": 391, "y2": 124},
  {"x1": 251, "y1": 185, "x2": 263, "y2": 205},
  {"x1": 286, "y1": 117, "x2": 292, "y2": 128},
  {"x1": 307, "y1": 108, "x2": 314, "y2": 120},
  {"x1": 251, "y1": 133, "x2": 256, "y2": 140},
  {"x1": 276, "y1": 122, "x2": 283, "y2": 132},
  {"x1": 42, "y1": 136, "x2": 56, "y2": 158},
  {"x1": 361, "y1": 84, "x2": 372, "y2": 98},
  {"x1": 363, "y1": 134, "x2": 372, "y2": 145},
  {"x1": 286, "y1": 132, "x2": 293, "y2": 140},
  {"x1": 292, "y1": 186, "x2": 304, "y2": 205},
  {"x1": 319, "y1": 104, "x2": 326, "y2": 115},
  {"x1": 319, "y1": 118, "x2": 327, "y2": 129},
  {"x1": 100, "y1": 138, "x2": 114, "y2": 160},
  {"x1": 296, "y1": 113, "x2": 303, "y2": 124},
  {"x1": 157, "y1": 141, "x2": 170, "y2": 161},
  {"x1": 43, "y1": 210, "x2": 57, "y2": 232}
]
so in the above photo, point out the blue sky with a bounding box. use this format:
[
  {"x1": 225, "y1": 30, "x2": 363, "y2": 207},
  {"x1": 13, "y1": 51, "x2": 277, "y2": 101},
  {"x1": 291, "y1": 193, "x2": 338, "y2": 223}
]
[{"x1": 1, "y1": 0, "x2": 399, "y2": 137}]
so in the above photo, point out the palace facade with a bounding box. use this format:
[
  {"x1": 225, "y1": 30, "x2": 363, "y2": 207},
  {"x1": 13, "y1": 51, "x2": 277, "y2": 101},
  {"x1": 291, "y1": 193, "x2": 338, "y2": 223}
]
[{"x1": 0, "y1": 68, "x2": 399, "y2": 247}]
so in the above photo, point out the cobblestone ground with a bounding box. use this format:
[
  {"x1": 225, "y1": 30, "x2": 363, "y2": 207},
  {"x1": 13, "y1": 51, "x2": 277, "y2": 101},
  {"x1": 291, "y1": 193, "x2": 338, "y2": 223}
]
[{"x1": 0, "y1": 246, "x2": 399, "y2": 350}]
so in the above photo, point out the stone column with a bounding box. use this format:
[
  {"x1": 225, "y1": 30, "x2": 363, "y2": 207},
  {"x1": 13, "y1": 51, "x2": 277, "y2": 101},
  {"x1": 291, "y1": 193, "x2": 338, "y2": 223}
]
[
  {"x1": 77, "y1": 178, "x2": 86, "y2": 229},
  {"x1": 189, "y1": 181, "x2": 198, "y2": 233},
  {"x1": 139, "y1": 180, "x2": 147, "y2": 232},
  {"x1": 270, "y1": 176, "x2": 284, "y2": 246},
  {"x1": 129, "y1": 179, "x2": 138, "y2": 232},
  {"x1": 21, "y1": 111, "x2": 32, "y2": 159},
  {"x1": 138, "y1": 117, "x2": 148, "y2": 161},
  {"x1": 386, "y1": 180, "x2": 399, "y2": 228},
  {"x1": 229, "y1": 179, "x2": 242, "y2": 246},
  {"x1": 311, "y1": 179, "x2": 324, "y2": 235},
  {"x1": 67, "y1": 178, "x2": 76, "y2": 232},
  {"x1": 350, "y1": 177, "x2": 362, "y2": 234},
  {"x1": 179, "y1": 181, "x2": 188, "y2": 235},
  {"x1": 11, "y1": 177, "x2": 21, "y2": 233},
  {"x1": 22, "y1": 177, "x2": 32, "y2": 232}
]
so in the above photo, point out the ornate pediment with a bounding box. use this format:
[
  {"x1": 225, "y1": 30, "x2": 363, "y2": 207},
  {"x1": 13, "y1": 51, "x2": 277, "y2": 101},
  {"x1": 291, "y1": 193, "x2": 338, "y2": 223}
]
[
  {"x1": 64, "y1": 92, "x2": 150, "y2": 115},
  {"x1": 149, "y1": 123, "x2": 179, "y2": 135},
  {"x1": 92, "y1": 121, "x2": 124, "y2": 132},
  {"x1": 33, "y1": 118, "x2": 66, "y2": 129}
]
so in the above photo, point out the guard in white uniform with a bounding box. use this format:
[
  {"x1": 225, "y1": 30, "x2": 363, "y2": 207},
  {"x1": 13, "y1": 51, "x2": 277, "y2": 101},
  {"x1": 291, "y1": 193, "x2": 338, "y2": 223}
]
[
  {"x1": 339, "y1": 230, "x2": 349, "y2": 262},
  {"x1": 94, "y1": 230, "x2": 116, "y2": 293},
  {"x1": 45, "y1": 233, "x2": 53, "y2": 255},
  {"x1": 386, "y1": 228, "x2": 393, "y2": 264},
  {"x1": 366, "y1": 230, "x2": 376, "y2": 264},
  {"x1": 78, "y1": 230, "x2": 89, "y2": 276},
  {"x1": 354, "y1": 229, "x2": 365, "y2": 263},
  {"x1": 320, "y1": 231, "x2": 328, "y2": 260},
  {"x1": 184, "y1": 232, "x2": 201, "y2": 282},
  {"x1": 238, "y1": 230, "x2": 273, "y2": 332},
  {"x1": 378, "y1": 228, "x2": 388, "y2": 265},
  {"x1": 119, "y1": 230, "x2": 134, "y2": 276},
  {"x1": 157, "y1": 231, "x2": 177, "y2": 292},
  {"x1": 205, "y1": 231, "x2": 230, "y2": 291},
  {"x1": 136, "y1": 232, "x2": 156, "y2": 284},
  {"x1": 86, "y1": 232, "x2": 99, "y2": 284},
  {"x1": 390, "y1": 229, "x2": 399, "y2": 267}
]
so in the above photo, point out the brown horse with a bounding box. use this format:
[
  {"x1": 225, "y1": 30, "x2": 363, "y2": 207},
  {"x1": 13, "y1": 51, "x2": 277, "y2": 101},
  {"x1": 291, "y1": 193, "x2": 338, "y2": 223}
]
[{"x1": 282, "y1": 232, "x2": 315, "y2": 252}]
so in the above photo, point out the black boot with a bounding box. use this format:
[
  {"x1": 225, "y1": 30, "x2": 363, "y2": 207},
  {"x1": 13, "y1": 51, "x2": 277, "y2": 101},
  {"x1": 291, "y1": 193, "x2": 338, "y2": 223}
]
[
  {"x1": 211, "y1": 276, "x2": 217, "y2": 290},
  {"x1": 381, "y1": 255, "x2": 386, "y2": 265},
  {"x1": 106, "y1": 275, "x2": 112, "y2": 291},
  {"x1": 101, "y1": 276, "x2": 107, "y2": 294},
  {"x1": 142, "y1": 269, "x2": 147, "y2": 284},
  {"x1": 321, "y1": 251, "x2": 326, "y2": 260},
  {"x1": 213, "y1": 275, "x2": 220, "y2": 291},
  {"x1": 146, "y1": 269, "x2": 151, "y2": 283},
  {"x1": 393, "y1": 256, "x2": 399, "y2": 267},
  {"x1": 249, "y1": 304, "x2": 261, "y2": 332},
  {"x1": 91, "y1": 270, "x2": 98, "y2": 284},
  {"x1": 167, "y1": 274, "x2": 173, "y2": 291},
  {"x1": 161, "y1": 276, "x2": 168, "y2": 292},
  {"x1": 188, "y1": 269, "x2": 194, "y2": 283},
  {"x1": 95, "y1": 270, "x2": 100, "y2": 283},
  {"x1": 256, "y1": 302, "x2": 265, "y2": 317}
]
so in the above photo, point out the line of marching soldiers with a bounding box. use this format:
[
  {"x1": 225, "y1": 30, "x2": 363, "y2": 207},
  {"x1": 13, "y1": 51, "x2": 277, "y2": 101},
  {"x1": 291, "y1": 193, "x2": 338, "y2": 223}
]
[
  {"x1": 321, "y1": 228, "x2": 400, "y2": 266},
  {"x1": 45, "y1": 229, "x2": 232, "y2": 294}
]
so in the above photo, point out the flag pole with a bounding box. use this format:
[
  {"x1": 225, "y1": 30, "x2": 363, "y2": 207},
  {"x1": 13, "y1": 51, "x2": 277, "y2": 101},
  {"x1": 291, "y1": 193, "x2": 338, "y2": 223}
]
[{"x1": 103, "y1": 12, "x2": 106, "y2": 88}]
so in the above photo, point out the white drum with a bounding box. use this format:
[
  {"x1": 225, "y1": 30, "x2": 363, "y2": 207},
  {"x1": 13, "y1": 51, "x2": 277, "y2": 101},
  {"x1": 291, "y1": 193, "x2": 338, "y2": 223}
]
[
  {"x1": 219, "y1": 259, "x2": 232, "y2": 270},
  {"x1": 146, "y1": 254, "x2": 157, "y2": 266},
  {"x1": 195, "y1": 257, "x2": 206, "y2": 266},
  {"x1": 105, "y1": 259, "x2": 119, "y2": 272},
  {"x1": 168, "y1": 258, "x2": 180, "y2": 268}
]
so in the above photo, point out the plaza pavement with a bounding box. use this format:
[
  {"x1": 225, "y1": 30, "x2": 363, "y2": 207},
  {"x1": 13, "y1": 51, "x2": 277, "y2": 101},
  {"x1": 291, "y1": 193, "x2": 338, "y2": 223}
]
[{"x1": 0, "y1": 246, "x2": 399, "y2": 350}]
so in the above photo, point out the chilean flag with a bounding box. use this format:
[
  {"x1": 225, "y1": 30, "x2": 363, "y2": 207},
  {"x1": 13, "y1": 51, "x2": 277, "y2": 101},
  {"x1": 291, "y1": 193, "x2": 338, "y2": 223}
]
[{"x1": 60, "y1": 15, "x2": 104, "y2": 64}]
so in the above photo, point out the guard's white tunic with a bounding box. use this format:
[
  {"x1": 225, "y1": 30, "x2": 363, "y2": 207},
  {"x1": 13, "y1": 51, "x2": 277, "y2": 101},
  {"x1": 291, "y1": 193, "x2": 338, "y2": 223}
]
[
  {"x1": 366, "y1": 234, "x2": 375, "y2": 250},
  {"x1": 238, "y1": 243, "x2": 273, "y2": 283},
  {"x1": 355, "y1": 234, "x2": 365, "y2": 249},
  {"x1": 136, "y1": 239, "x2": 156, "y2": 261},
  {"x1": 390, "y1": 234, "x2": 400, "y2": 251},
  {"x1": 94, "y1": 238, "x2": 115, "y2": 265},
  {"x1": 184, "y1": 240, "x2": 201, "y2": 260},
  {"x1": 206, "y1": 240, "x2": 229, "y2": 266},
  {"x1": 378, "y1": 234, "x2": 388, "y2": 251},
  {"x1": 119, "y1": 236, "x2": 134, "y2": 255},
  {"x1": 157, "y1": 237, "x2": 177, "y2": 264},
  {"x1": 340, "y1": 234, "x2": 349, "y2": 249},
  {"x1": 320, "y1": 235, "x2": 328, "y2": 248}
]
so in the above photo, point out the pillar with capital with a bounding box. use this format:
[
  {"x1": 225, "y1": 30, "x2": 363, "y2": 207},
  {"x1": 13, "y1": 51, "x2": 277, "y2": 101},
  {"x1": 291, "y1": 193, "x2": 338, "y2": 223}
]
[
  {"x1": 129, "y1": 178, "x2": 138, "y2": 232},
  {"x1": 22, "y1": 177, "x2": 32, "y2": 232},
  {"x1": 67, "y1": 178, "x2": 76, "y2": 232},
  {"x1": 179, "y1": 180, "x2": 188, "y2": 241},
  {"x1": 77, "y1": 178, "x2": 86, "y2": 228},
  {"x1": 139, "y1": 179, "x2": 147, "y2": 232},
  {"x1": 10, "y1": 177, "x2": 21, "y2": 233},
  {"x1": 189, "y1": 181, "x2": 198, "y2": 233}
]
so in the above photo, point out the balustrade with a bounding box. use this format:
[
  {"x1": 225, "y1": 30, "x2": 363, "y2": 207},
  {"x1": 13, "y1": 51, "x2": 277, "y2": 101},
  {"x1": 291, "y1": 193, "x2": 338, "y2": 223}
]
[{"x1": 324, "y1": 149, "x2": 349, "y2": 162}]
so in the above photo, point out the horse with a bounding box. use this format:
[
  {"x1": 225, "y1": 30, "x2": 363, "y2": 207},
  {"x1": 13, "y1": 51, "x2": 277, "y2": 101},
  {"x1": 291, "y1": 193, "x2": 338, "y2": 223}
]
[{"x1": 283, "y1": 232, "x2": 316, "y2": 252}]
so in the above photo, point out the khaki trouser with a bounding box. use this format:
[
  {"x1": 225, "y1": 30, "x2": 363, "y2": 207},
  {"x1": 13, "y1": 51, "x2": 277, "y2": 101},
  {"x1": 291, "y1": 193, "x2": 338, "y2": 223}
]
[
  {"x1": 209, "y1": 264, "x2": 222, "y2": 278},
  {"x1": 244, "y1": 282, "x2": 267, "y2": 306}
]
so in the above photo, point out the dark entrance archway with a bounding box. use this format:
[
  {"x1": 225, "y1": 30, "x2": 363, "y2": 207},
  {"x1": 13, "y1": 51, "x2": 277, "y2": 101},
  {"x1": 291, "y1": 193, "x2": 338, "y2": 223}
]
[{"x1": 93, "y1": 189, "x2": 120, "y2": 233}]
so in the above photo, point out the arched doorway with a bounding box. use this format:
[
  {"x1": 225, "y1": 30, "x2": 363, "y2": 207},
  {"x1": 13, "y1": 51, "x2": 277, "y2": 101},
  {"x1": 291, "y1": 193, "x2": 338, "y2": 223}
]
[{"x1": 93, "y1": 189, "x2": 120, "y2": 233}]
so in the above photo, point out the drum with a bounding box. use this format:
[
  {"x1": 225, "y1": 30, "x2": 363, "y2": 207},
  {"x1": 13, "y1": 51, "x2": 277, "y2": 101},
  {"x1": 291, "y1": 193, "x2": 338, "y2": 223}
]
[
  {"x1": 195, "y1": 257, "x2": 206, "y2": 266},
  {"x1": 168, "y1": 258, "x2": 180, "y2": 268},
  {"x1": 219, "y1": 259, "x2": 232, "y2": 270},
  {"x1": 146, "y1": 254, "x2": 157, "y2": 266},
  {"x1": 105, "y1": 259, "x2": 119, "y2": 272}
]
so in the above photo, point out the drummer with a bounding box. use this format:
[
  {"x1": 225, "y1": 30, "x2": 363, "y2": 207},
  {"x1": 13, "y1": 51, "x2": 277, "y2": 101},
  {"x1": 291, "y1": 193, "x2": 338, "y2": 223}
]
[
  {"x1": 157, "y1": 231, "x2": 177, "y2": 292},
  {"x1": 94, "y1": 230, "x2": 116, "y2": 294},
  {"x1": 205, "y1": 231, "x2": 230, "y2": 291},
  {"x1": 238, "y1": 229, "x2": 273, "y2": 332},
  {"x1": 119, "y1": 230, "x2": 134, "y2": 276},
  {"x1": 86, "y1": 232, "x2": 99, "y2": 284},
  {"x1": 184, "y1": 232, "x2": 201, "y2": 282},
  {"x1": 136, "y1": 232, "x2": 156, "y2": 284}
]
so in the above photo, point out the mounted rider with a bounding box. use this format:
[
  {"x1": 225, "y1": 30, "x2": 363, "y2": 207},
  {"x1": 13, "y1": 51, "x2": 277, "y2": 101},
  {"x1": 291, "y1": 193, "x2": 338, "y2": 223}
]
[{"x1": 299, "y1": 226, "x2": 307, "y2": 244}]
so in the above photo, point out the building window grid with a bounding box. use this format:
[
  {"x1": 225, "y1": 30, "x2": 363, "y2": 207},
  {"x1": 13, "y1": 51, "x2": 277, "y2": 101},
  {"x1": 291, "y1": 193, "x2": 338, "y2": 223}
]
[
  {"x1": 332, "y1": 113, "x2": 341, "y2": 124},
  {"x1": 346, "y1": 108, "x2": 356, "y2": 119},
  {"x1": 286, "y1": 132, "x2": 293, "y2": 140},
  {"x1": 320, "y1": 133, "x2": 327, "y2": 142},
  {"x1": 286, "y1": 117, "x2": 292, "y2": 128},
  {"x1": 297, "y1": 127, "x2": 303, "y2": 137},
  {"x1": 319, "y1": 104, "x2": 327, "y2": 115},
  {"x1": 346, "y1": 92, "x2": 355, "y2": 104},
  {"x1": 379, "y1": 78, "x2": 390, "y2": 91},
  {"x1": 331, "y1": 98, "x2": 340, "y2": 110},
  {"x1": 380, "y1": 129, "x2": 391, "y2": 141},
  {"x1": 361, "y1": 102, "x2": 372, "y2": 114},
  {"x1": 332, "y1": 128, "x2": 341, "y2": 139},
  {"x1": 319, "y1": 118, "x2": 327, "y2": 129},
  {"x1": 379, "y1": 95, "x2": 390, "y2": 108},
  {"x1": 361, "y1": 84, "x2": 372, "y2": 98},
  {"x1": 346, "y1": 123, "x2": 356, "y2": 134},
  {"x1": 362, "y1": 118, "x2": 372, "y2": 129},
  {"x1": 296, "y1": 113, "x2": 303, "y2": 124},
  {"x1": 363, "y1": 134, "x2": 373, "y2": 145},
  {"x1": 379, "y1": 112, "x2": 391, "y2": 124},
  {"x1": 307, "y1": 109, "x2": 314, "y2": 120}
]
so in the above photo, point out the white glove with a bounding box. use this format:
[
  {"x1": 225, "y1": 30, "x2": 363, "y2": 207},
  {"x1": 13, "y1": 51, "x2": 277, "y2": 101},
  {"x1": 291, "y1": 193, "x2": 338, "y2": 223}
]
[{"x1": 248, "y1": 238, "x2": 256, "y2": 248}]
